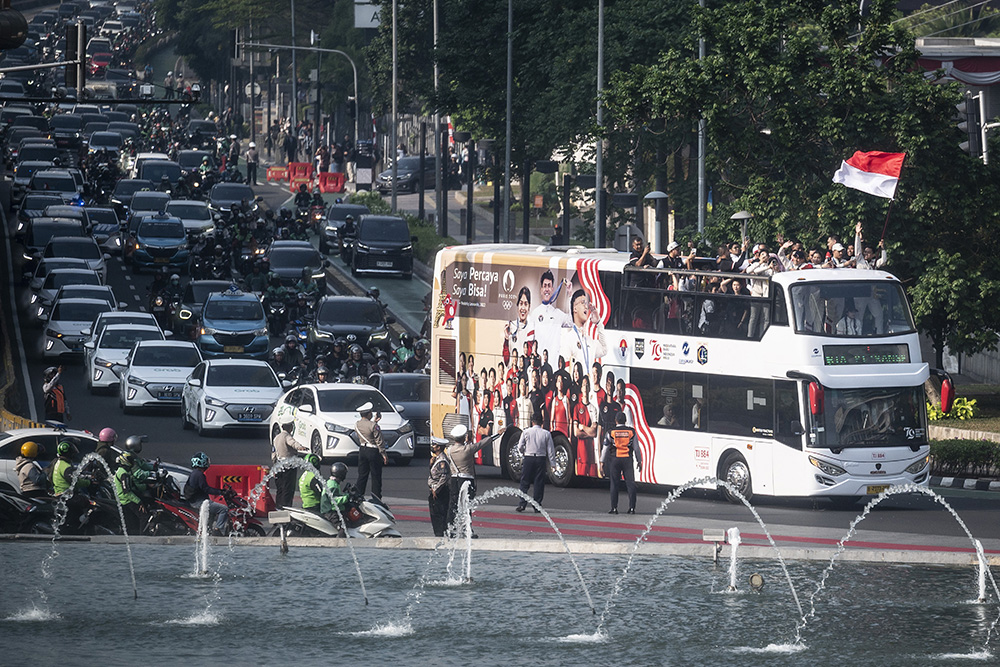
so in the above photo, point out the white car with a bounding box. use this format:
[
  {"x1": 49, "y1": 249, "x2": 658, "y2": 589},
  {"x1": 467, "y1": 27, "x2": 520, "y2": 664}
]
[
  {"x1": 0, "y1": 428, "x2": 100, "y2": 494},
  {"x1": 24, "y1": 267, "x2": 101, "y2": 316},
  {"x1": 84, "y1": 324, "x2": 164, "y2": 393},
  {"x1": 120, "y1": 340, "x2": 203, "y2": 412},
  {"x1": 181, "y1": 358, "x2": 287, "y2": 435},
  {"x1": 41, "y1": 297, "x2": 115, "y2": 358},
  {"x1": 269, "y1": 383, "x2": 414, "y2": 464},
  {"x1": 81, "y1": 310, "x2": 160, "y2": 347},
  {"x1": 35, "y1": 283, "x2": 125, "y2": 324},
  {"x1": 41, "y1": 236, "x2": 110, "y2": 283},
  {"x1": 165, "y1": 199, "x2": 214, "y2": 236}
]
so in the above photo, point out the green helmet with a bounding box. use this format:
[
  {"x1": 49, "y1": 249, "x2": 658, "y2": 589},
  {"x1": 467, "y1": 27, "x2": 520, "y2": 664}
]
[
  {"x1": 304, "y1": 454, "x2": 321, "y2": 468},
  {"x1": 57, "y1": 439, "x2": 77, "y2": 457},
  {"x1": 117, "y1": 452, "x2": 135, "y2": 468}
]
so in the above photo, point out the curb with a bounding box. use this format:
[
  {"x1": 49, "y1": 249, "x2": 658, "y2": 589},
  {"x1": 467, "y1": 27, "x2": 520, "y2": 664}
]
[{"x1": 931, "y1": 476, "x2": 1000, "y2": 492}]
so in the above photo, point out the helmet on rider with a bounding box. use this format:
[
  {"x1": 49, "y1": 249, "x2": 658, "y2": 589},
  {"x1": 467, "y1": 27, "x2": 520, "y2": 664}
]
[
  {"x1": 20, "y1": 441, "x2": 39, "y2": 458},
  {"x1": 248, "y1": 142, "x2": 256, "y2": 148},
  {"x1": 304, "y1": 453, "x2": 321, "y2": 468},
  {"x1": 98, "y1": 427, "x2": 117, "y2": 444},
  {"x1": 298, "y1": 183, "x2": 307, "y2": 193},
  {"x1": 125, "y1": 435, "x2": 143, "y2": 453},
  {"x1": 57, "y1": 439, "x2": 78, "y2": 457},
  {"x1": 377, "y1": 359, "x2": 390, "y2": 373},
  {"x1": 316, "y1": 367, "x2": 329, "y2": 380},
  {"x1": 44, "y1": 366, "x2": 58, "y2": 381},
  {"x1": 284, "y1": 334, "x2": 298, "y2": 347},
  {"x1": 273, "y1": 347, "x2": 286, "y2": 359},
  {"x1": 170, "y1": 273, "x2": 180, "y2": 284},
  {"x1": 301, "y1": 267, "x2": 312, "y2": 280},
  {"x1": 331, "y1": 462, "x2": 348, "y2": 482},
  {"x1": 191, "y1": 452, "x2": 210, "y2": 468},
  {"x1": 116, "y1": 452, "x2": 135, "y2": 469},
  {"x1": 400, "y1": 334, "x2": 413, "y2": 349},
  {"x1": 349, "y1": 344, "x2": 363, "y2": 360},
  {"x1": 414, "y1": 339, "x2": 427, "y2": 353},
  {"x1": 279, "y1": 207, "x2": 291, "y2": 220},
  {"x1": 270, "y1": 274, "x2": 282, "y2": 287},
  {"x1": 368, "y1": 286, "x2": 380, "y2": 300},
  {"x1": 375, "y1": 349, "x2": 388, "y2": 361}
]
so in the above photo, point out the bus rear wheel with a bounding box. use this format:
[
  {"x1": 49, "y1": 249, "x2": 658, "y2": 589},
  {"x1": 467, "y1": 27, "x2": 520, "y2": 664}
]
[
  {"x1": 719, "y1": 453, "x2": 752, "y2": 504},
  {"x1": 500, "y1": 427, "x2": 523, "y2": 481},
  {"x1": 548, "y1": 433, "x2": 575, "y2": 488}
]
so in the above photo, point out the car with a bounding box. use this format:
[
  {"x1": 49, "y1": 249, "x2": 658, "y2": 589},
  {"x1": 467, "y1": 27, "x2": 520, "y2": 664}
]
[
  {"x1": 198, "y1": 286, "x2": 270, "y2": 359},
  {"x1": 41, "y1": 297, "x2": 116, "y2": 357},
  {"x1": 119, "y1": 340, "x2": 203, "y2": 412},
  {"x1": 14, "y1": 193, "x2": 63, "y2": 236},
  {"x1": 14, "y1": 143, "x2": 59, "y2": 166},
  {"x1": 269, "y1": 383, "x2": 414, "y2": 464},
  {"x1": 351, "y1": 215, "x2": 414, "y2": 279},
  {"x1": 106, "y1": 121, "x2": 139, "y2": 143},
  {"x1": 84, "y1": 324, "x2": 165, "y2": 393},
  {"x1": 265, "y1": 240, "x2": 328, "y2": 289},
  {"x1": 137, "y1": 159, "x2": 182, "y2": 187},
  {"x1": 88, "y1": 51, "x2": 113, "y2": 77},
  {"x1": 24, "y1": 266, "x2": 100, "y2": 314},
  {"x1": 208, "y1": 183, "x2": 255, "y2": 220},
  {"x1": 320, "y1": 203, "x2": 369, "y2": 255},
  {"x1": 18, "y1": 218, "x2": 84, "y2": 262},
  {"x1": 165, "y1": 199, "x2": 214, "y2": 236},
  {"x1": 43, "y1": 205, "x2": 91, "y2": 234},
  {"x1": 308, "y1": 295, "x2": 394, "y2": 352},
  {"x1": 87, "y1": 130, "x2": 123, "y2": 155},
  {"x1": 184, "y1": 119, "x2": 218, "y2": 148},
  {"x1": 82, "y1": 121, "x2": 110, "y2": 141},
  {"x1": 81, "y1": 310, "x2": 160, "y2": 347},
  {"x1": 85, "y1": 206, "x2": 122, "y2": 252},
  {"x1": 129, "y1": 214, "x2": 188, "y2": 273},
  {"x1": 369, "y1": 373, "x2": 431, "y2": 454},
  {"x1": 375, "y1": 156, "x2": 437, "y2": 194},
  {"x1": 0, "y1": 428, "x2": 100, "y2": 493},
  {"x1": 24, "y1": 257, "x2": 91, "y2": 291},
  {"x1": 171, "y1": 279, "x2": 231, "y2": 338},
  {"x1": 41, "y1": 236, "x2": 109, "y2": 282},
  {"x1": 128, "y1": 190, "x2": 171, "y2": 215},
  {"x1": 110, "y1": 178, "x2": 155, "y2": 218},
  {"x1": 27, "y1": 170, "x2": 84, "y2": 206},
  {"x1": 176, "y1": 149, "x2": 215, "y2": 177},
  {"x1": 36, "y1": 284, "x2": 124, "y2": 324},
  {"x1": 47, "y1": 114, "x2": 84, "y2": 151},
  {"x1": 129, "y1": 152, "x2": 169, "y2": 179},
  {"x1": 181, "y1": 358, "x2": 287, "y2": 434},
  {"x1": 11, "y1": 160, "x2": 56, "y2": 202}
]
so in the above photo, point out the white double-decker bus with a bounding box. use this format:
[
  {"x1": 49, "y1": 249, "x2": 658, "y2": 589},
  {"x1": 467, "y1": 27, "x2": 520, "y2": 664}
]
[{"x1": 429, "y1": 244, "x2": 953, "y2": 504}]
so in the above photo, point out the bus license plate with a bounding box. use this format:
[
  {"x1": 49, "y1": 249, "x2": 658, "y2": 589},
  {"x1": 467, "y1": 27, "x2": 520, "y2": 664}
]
[
  {"x1": 376, "y1": 261, "x2": 394, "y2": 268},
  {"x1": 866, "y1": 485, "x2": 889, "y2": 495},
  {"x1": 223, "y1": 345, "x2": 244, "y2": 353}
]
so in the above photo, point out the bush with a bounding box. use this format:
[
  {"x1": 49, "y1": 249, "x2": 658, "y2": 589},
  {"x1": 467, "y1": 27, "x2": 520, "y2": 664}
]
[
  {"x1": 927, "y1": 396, "x2": 977, "y2": 421},
  {"x1": 930, "y1": 438, "x2": 1000, "y2": 477},
  {"x1": 347, "y1": 190, "x2": 391, "y2": 215}
]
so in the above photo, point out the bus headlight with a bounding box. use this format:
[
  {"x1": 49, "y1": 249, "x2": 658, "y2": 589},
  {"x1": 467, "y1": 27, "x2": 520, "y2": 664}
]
[
  {"x1": 905, "y1": 455, "x2": 930, "y2": 474},
  {"x1": 808, "y1": 455, "x2": 847, "y2": 477}
]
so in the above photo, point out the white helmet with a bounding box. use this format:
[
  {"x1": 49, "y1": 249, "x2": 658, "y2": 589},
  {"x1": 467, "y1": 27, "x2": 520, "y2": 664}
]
[
  {"x1": 248, "y1": 142, "x2": 256, "y2": 148},
  {"x1": 167, "y1": 71, "x2": 173, "y2": 76},
  {"x1": 230, "y1": 134, "x2": 237, "y2": 140}
]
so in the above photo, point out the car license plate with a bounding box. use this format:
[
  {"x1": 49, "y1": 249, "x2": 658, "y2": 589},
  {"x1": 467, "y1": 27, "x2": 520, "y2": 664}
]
[
  {"x1": 866, "y1": 485, "x2": 889, "y2": 495},
  {"x1": 417, "y1": 435, "x2": 430, "y2": 445},
  {"x1": 237, "y1": 414, "x2": 263, "y2": 422},
  {"x1": 223, "y1": 345, "x2": 244, "y2": 353},
  {"x1": 376, "y1": 261, "x2": 394, "y2": 268},
  {"x1": 154, "y1": 257, "x2": 170, "y2": 263},
  {"x1": 157, "y1": 392, "x2": 181, "y2": 400}
]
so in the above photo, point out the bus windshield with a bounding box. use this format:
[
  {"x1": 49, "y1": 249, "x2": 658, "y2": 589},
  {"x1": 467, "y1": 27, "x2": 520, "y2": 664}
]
[
  {"x1": 789, "y1": 280, "x2": 915, "y2": 337},
  {"x1": 818, "y1": 386, "x2": 926, "y2": 448}
]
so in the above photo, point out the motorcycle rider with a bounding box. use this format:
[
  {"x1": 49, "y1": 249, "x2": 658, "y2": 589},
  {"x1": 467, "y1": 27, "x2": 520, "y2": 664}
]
[
  {"x1": 320, "y1": 462, "x2": 350, "y2": 536},
  {"x1": 252, "y1": 218, "x2": 271, "y2": 245},
  {"x1": 15, "y1": 441, "x2": 51, "y2": 498},
  {"x1": 329, "y1": 338, "x2": 348, "y2": 365},
  {"x1": 280, "y1": 334, "x2": 307, "y2": 370},
  {"x1": 268, "y1": 347, "x2": 295, "y2": 378},
  {"x1": 305, "y1": 354, "x2": 330, "y2": 383},
  {"x1": 367, "y1": 286, "x2": 386, "y2": 309},
  {"x1": 198, "y1": 155, "x2": 213, "y2": 177},
  {"x1": 286, "y1": 292, "x2": 313, "y2": 326},
  {"x1": 95, "y1": 427, "x2": 119, "y2": 470},
  {"x1": 51, "y1": 439, "x2": 90, "y2": 497},
  {"x1": 148, "y1": 266, "x2": 170, "y2": 298},
  {"x1": 157, "y1": 174, "x2": 172, "y2": 193},
  {"x1": 404, "y1": 339, "x2": 429, "y2": 373},
  {"x1": 163, "y1": 274, "x2": 184, "y2": 301},
  {"x1": 183, "y1": 452, "x2": 230, "y2": 535},
  {"x1": 264, "y1": 274, "x2": 290, "y2": 332},
  {"x1": 246, "y1": 261, "x2": 268, "y2": 293},
  {"x1": 294, "y1": 268, "x2": 321, "y2": 301},
  {"x1": 294, "y1": 182, "x2": 312, "y2": 209},
  {"x1": 113, "y1": 451, "x2": 153, "y2": 534},
  {"x1": 394, "y1": 334, "x2": 414, "y2": 366},
  {"x1": 340, "y1": 344, "x2": 372, "y2": 381},
  {"x1": 174, "y1": 176, "x2": 192, "y2": 199},
  {"x1": 124, "y1": 434, "x2": 156, "y2": 472},
  {"x1": 311, "y1": 190, "x2": 325, "y2": 207},
  {"x1": 298, "y1": 453, "x2": 324, "y2": 514},
  {"x1": 314, "y1": 366, "x2": 332, "y2": 384},
  {"x1": 340, "y1": 214, "x2": 357, "y2": 242}
]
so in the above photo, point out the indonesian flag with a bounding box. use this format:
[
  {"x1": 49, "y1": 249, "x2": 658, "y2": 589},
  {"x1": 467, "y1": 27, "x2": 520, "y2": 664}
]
[{"x1": 832, "y1": 151, "x2": 906, "y2": 199}]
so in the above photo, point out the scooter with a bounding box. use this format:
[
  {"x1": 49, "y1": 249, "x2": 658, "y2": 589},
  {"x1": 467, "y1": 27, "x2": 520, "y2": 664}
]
[
  {"x1": 0, "y1": 489, "x2": 54, "y2": 534},
  {"x1": 144, "y1": 474, "x2": 266, "y2": 537},
  {"x1": 273, "y1": 488, "x2": 401, "y2": 538}
]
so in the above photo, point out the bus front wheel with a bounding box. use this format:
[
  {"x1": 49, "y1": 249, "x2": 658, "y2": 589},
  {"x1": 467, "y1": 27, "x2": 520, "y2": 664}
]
[
  {"x1": 548, "y1": 433, "x2": 575, "y2": 488},
  {"x1": 719, "y1": 453, "x2": 752, "y2": 504}
]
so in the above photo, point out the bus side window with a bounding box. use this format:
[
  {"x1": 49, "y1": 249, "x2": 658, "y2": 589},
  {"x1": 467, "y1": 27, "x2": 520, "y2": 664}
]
[
  {"x1": 771, "y1": 285, "x2": 788, "y2": 326},
  {"x1": 686, "y1": 374, "x2": 708, "y2": 431},
  {"x1": 775, "y1": 380, "x2": 802, "y2": 449}
]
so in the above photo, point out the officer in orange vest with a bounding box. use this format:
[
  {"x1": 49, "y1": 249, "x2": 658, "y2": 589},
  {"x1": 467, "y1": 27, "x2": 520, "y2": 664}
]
[
  {"x1": 43, "y1": 366, "x2": 70, "y2": 423},
  {"x1": 602, "y1": 412, "x2": 643, "y2": 515}
]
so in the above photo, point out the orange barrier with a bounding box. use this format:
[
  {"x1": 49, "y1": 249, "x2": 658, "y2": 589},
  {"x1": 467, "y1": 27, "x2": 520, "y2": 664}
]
[
  {"x1": 207, "y1": 465, "x2": 275, "y2": 517},
  {"x1": 266, "y1": 166, "x2": 288, "y2": 182},
  {"x1": 288, "y1": 176, "x2": 313, "y2": 193},
  {"x1": 318, "y1": 172, "x2": 345, "y2": 193},
  {"x1": 287, "y1": 161, "x2": 314, "y2": 181}
]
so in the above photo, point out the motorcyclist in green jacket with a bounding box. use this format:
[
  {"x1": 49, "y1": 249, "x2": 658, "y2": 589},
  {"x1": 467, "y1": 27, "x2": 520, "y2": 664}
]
[
  {"x1": 114, "y1": 452, "x2": 154, "y2": 533},
  {"x1": 299, "y1": 454, "x2": 324, "y2": 513},
  {"x1": 320, "y1": 462, "x2": 350, "y2": 537},
  {"x1": 52, "y1": 439, "x2": 89, "y2": 497}
]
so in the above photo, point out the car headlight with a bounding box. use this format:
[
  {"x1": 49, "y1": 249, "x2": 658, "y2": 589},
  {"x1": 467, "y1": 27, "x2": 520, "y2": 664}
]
[
  {"x1": 205, "y1": 396, "x2": 226, "y2": 407},
  {"x1": 401, "y1": 244, "x2": 412, "y2": 252},
  {"x1": 324, "y1": 422, "x2": 351, "y2": 434},
  {"x1": 94, "y1": 357, "x2": 115, "y2": 368},
  {"x1": 398, "y1": 422, "x2": 413, "y2": 435},
  {"x1": 46, "y1": 328, "x2": 64, "y2": 339},
  {"x1": 201, "y1": 326, "x2": 220, "y2": 336},
  {"x1": 905, "y1": 455, "x2": 930, "y2": 474},
  {"x1": 127, "y1": 375, "x2": 148, "y2": 386},
  {"x1": 22, "y1": 252, "x2": 33, "y2": 261},
  {"x1": 252, "y1": 327, "x2": 269, "y2": 336},
  {"x1": 355, "y1": 242, "x2": 370, "y2": 251},
  {"x1": 370, "y1": 330, "x2": 388, "y2": 341},
  {"x1": 29, "y1": 294, "x2": 38, "y2": 304},
  {"x1": 178, "y1": 308, "x2": 193, "y2": 320},
  {"x1": 311, "y1": 271, "x2": 325, "y2": 279},
  {"x1": 808, "y1": 455, "x2": 846, "y2": 477},
  {"x1": 154, "y1": 296, "x2": 164, "y2": 306},
  {"x1": 312, "y1": 329, "x2": 332, "y2": 340}
]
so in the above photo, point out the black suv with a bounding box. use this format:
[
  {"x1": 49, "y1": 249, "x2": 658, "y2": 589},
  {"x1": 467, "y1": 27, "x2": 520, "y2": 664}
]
[
  {"x1": 351, "y1": 215, "x2": 415, "y2": 280},
  {"x1": 308, "y1": 295, "x2": 395, "y2": 352}
]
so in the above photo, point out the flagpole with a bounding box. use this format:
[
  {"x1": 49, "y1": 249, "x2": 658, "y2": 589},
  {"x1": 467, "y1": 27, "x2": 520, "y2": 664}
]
[{"x1": 879, "y1": 153, "x2": 906, "y2": 243}]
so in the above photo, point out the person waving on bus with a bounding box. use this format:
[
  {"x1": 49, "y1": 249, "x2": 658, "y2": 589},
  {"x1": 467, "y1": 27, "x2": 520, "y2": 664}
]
[{"x1": 602, "y1": 412, "x2": 643, "y2": 515}]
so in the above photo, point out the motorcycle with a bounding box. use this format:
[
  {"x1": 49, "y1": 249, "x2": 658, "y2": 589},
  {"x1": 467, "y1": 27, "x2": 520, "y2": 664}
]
[
  {"x1": 209, "y1": 258, "x2": 231, "y2": 281},
  {"x1": 338, "y1": 227, "x2": 357, "y2": 264},
  {"x1": 0, "y1": 489, "x2": 54, "y2": 534},
  {"x1": 265, "y1": 297, "x2": 287, "y2": 335},
  {"x1": 272, "y1": 487, "x2": 401, "y2": 538},
  {"x1": 309, "y1": 205, "x2": 326, "y2": 234},
  {"x1": 144, "y1": 475, "x2": 266, "y2": 537},
  {"x1": 149, "y1": 293, "x2": 180, "y2": 331}
]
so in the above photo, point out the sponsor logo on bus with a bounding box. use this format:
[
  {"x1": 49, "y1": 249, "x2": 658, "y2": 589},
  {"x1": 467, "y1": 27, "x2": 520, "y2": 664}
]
[
  {"x1": 697, "y1": 345, "x2": 708, "y2": 365},
  {"x1": 618, "y1": 338, "x2": 628, "y2": 360},
  {"x1": 635, "y1": 338, "x2": 644, "y2": 359}
]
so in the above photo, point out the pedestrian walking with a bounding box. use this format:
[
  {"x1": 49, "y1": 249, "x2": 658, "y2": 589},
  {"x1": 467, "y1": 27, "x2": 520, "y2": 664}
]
[
  {"x1": 354, "y1": 401, "x2": 387, "y2": 500},
  {"x1": 602, "y1": 412, "x2": 642, "y2": 514},
  {"x1": 445, "y1": 423, "x2": 488, "y2": 534},
  {"x1": 271, "y1": 419, "x2": 301, "y2": 508},
  {"x1": 245, "y1": 142, "x2": 260, "y2": 185},
  {"x1": 515, "y1": 412, "x2": 555, "y2": 513},
  {"x1": 42, "y1": 366, "x2": 70, "y2": 423},
  {"x1": 427, "y1": 437, "x2": 451, "y2": 537}
]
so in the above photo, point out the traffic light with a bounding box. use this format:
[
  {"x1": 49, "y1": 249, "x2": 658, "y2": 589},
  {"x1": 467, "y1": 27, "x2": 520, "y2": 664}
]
[
  {"x1": 957, "y1": 92, "x2": 981, "y2": 159},
  {"x1": 64, "y1": 22, "x2": 86, "y2": 90}
]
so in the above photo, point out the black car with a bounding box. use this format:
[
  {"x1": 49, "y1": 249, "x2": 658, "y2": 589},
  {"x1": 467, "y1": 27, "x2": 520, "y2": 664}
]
[
  {"x1": 351, "y1": 215, "x2": 415, "y2": 280},
  {"x1": 15, "y1": 193, "x2": 62, "y2": 236},
  {"x1": 171, "y1": 279, "x2": 231, "y2": 337},
  {"x1": 185, "y1": 120, "x2": 218, "y2": 149},
  {"x1": 266, "y1": 240, "x2": 328, "y2": 289},
  {"x1": 208, "y1": 183, "x2": 255, "y2": 220},
  {"x1": 110, "y1": 178, "x2": 155, "y2": 219},
  {"x1": 308, "y1": 295, "x2": 395, "y2": 352},
  {"x1": 320, "y1": 203, "x2": 370, "y2": 255},
  {"x1": 376, "y1": 156, "x2": 436, "y2": 194},
  {"x1": 369, "y1": 372, "x2": 431, "y2": 455},
  {"x1": 48, "y1": 114, "x2": 84, "y2": 151}
]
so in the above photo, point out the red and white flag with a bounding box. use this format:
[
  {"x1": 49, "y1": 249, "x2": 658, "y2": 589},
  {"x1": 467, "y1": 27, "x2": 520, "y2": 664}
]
[{"x1": 832, "y1": 151, "x2": 906, "y2": 199}]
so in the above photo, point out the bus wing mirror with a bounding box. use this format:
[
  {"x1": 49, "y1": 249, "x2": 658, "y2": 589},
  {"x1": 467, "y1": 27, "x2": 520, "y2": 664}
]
[{"x1": 808, "y1": 382, "x2": 824, "y2": 416}]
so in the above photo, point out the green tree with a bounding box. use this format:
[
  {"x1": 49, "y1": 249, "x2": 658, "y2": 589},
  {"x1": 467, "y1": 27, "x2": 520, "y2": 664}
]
[{"x1": 899, "y1": 1, "x2": 1000, "y2": 38}]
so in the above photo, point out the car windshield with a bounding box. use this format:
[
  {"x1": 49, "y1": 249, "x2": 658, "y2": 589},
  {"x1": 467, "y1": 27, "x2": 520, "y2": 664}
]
[
  {"x1": 207, "y1": 365, "x2": 277, "y2": 388},
  {"x1": 379, "y1": 375, "x2": 429, "y2": 402},
  {"x1": 90, "y1": 132, "x2": 122, "y2": 147},
  {"x1": 270, "y1": 248, "x2": 320, "y2": 269},
  {"x1": 22, "y1": 194, "x2": 62, "y2": 210},
  {"x1": 789, "y1": 281, "x2": 915, "y2": 337},
  {"x1": 394, "y1": 157, "x2": 422, "y2": 170},
  {"x1": 100, "y1": 328, "x2": 161, "y2": 349},
  {"x1": 132, "y1": 193, "x2": 168, "y2": 209},
  {"x1": 141, "y1": 162, "x2": 181, "y2": 183},
  {"x1": 360, "y1": 218, "x2": 410, "y2": 243},
  {"x1": 816, "y1": 386, "x2": 927, "y2": 448},
  {"x1": 86, "y1": 209, "x2": 117, "y2": 225},
  {"x1": 51, "y1": 301, "x2": 108, "y2": 321},
  {"x1": 45, "y1": 271, "x2": 99, "y2": 288},
  {"x1": 212, "y1": 184, "x2": 253, "y2": 200},
  {"x1": 15, "y1": 163, "x2": 49, "y2": 178},
  {"x1": 328, "y1": 206, "x2": 369, "y2": 222},
  {"x1": 59, "y1": 287, "x2": 111, "y2": 302},
  {"x1": 139, "y1": 221, "x2": 184, "y2": 238},
  {"x1": 133, "y1": 345, "x2": 201, "y2": 367},
  {"x1": 317, "y1": 299, "x2": 382, "y2": 325},
  {"x1": 203, "y1": 299, "x2": 264, "y2": 321},
  {"x1": 46, "y1": 240, "x2": 100, "y2": 259},
  {"x1": 31, "y1": 174, "x2": 76, "y2": 191},
  {"x1": 186, "y1": 283, "x2": 228, "y2": 304},
  {"x1": 114, "y1": 181, "x2": 153, "y2": 198},
  {"x1": 167, "y1": 203, "x2": 210, "y2": 220},
  {"x1": 177, "y1": 153, "x2": 210, "y2": 170},
  {"x1": 317, "y1": 388, "x2": 393, "y2": 413},
  {"x1": 31, "y1": 224, "x2": 83, "y2": 245}
]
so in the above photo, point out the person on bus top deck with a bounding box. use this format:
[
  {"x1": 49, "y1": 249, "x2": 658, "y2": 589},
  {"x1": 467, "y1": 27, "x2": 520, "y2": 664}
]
[
  {"x1": 658, "y1": 241, "x2": 685, "y2": 270},
  {"x1": 628, "y1": 236, "x2": 657, "y2": 268}
]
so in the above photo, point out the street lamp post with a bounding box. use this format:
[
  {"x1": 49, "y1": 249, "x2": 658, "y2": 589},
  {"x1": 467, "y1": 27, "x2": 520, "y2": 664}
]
[
  {"x1": 643, "y1": 190, "x2": 669, "y2": 252},
  {"x1": 595, "y1": 0, "x2": 605, "y2": 248},
  {"x1": 502, "y1": 0, "x2": 513, "y2": 243}
]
